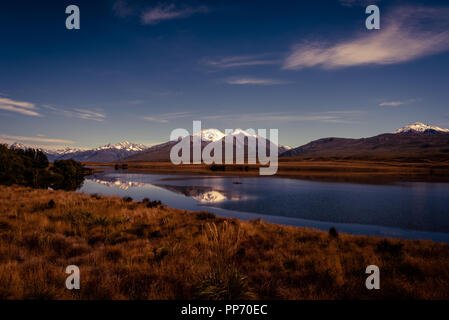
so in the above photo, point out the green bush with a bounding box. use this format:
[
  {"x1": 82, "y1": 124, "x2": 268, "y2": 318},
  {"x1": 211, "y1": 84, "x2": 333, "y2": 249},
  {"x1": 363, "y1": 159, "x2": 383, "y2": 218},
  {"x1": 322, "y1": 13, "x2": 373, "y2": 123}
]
[
  {"x1": 0, "y1": 144, "x2": 85, "y2": 190},
  {"x1": 51, "y1": 159, "x2": 85, "y2": 190}
]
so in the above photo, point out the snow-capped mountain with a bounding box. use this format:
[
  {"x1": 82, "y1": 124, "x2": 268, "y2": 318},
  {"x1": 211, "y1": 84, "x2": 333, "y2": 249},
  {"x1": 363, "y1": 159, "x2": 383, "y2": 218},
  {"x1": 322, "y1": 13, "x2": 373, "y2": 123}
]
[
  {"x1": 394, "y1": 122, "x2": 449, "y2": 134},
  {"x1": 94, "y1": 141, "x2": 147, "y2": 152},
  {"x1": 9, "y1": 143, "x2": 84, "y2": 156},
  {"x1": 282, "y1": 122, "x2": 449, "y2": 158},
  {"x1": 192, "y1": 129, "x2": 226, "y2": 142},
  {"x1": 183, "y1": 128, "x2": 290, "y2": 156},
  {"x1": 232, "y1": 128, "x2": 291, "y2": 153},
  {"x1": 45, "y1": 147, "x2": 85, "y2": 157},
  {"x1": 125, "y1": 128, "x2": 291, "y2": 162},
  {"x1": 9, "y1": 142, "x2": 28, "y2": 150},
  {"x1": 7, "y1": 141, "x2": 148, "y2": 162},
  {"x1": 51, "y1": 141, "x2": 149, "y2": 162},
  {"x1": 190, "y1": 128, "x2": 289, "y2": 149}
]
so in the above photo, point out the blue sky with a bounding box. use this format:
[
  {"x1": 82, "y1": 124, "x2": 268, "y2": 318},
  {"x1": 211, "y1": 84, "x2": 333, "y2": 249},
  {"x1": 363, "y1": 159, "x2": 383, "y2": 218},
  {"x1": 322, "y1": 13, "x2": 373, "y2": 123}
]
[{"x1": 1, "y1": 0, "x2": 449, "y2": 149}]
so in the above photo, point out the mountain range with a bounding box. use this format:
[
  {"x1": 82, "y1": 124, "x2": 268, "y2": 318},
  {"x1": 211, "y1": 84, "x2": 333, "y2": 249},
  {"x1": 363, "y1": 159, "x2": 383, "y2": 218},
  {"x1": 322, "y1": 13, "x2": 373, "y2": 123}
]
[
  {"x1": 6, "y1": 122, "x2": 449, "y2": 162},
  {"x1": 10, "y1": 141, "x2": 148, "y2": 162},
  {"x1": 281, "y1": 122, "x2": 449, "y2": 159},
  {"x1": 124, "y1": 128, "x2": 291, "y2": 162}
]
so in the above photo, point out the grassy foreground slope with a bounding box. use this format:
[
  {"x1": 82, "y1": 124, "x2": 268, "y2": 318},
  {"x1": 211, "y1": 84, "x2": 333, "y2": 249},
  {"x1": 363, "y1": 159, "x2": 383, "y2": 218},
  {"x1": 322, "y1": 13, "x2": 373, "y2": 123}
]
[{"x1": 0, "y1": 185, "x2": 448, "y2": 299}]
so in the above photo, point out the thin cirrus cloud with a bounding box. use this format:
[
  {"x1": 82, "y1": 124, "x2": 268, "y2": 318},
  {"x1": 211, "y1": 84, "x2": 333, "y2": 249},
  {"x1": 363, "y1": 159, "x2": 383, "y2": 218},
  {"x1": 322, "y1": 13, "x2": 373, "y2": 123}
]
[
  {"x1": 379, "y1": 99, "x2": 416, "y2": 107},
  {"x1": 43, "y1": 105, "x2": 106, "y2": 122},
  {"x1": 144, "y1": 112, "x2": 191, "y2": 123},
  {"x1": 73, "y1": 109, "x2": 106, "y2": 122},
  {"x1": 226, "y1": 77, "x2": 287, "y2": 86},
  {"x1": 204, "y1": 54, "x2": 280, "y2": 69},
  {"x1": 0, "y1": 134, "x2": 74, "y2": 145},
  {"x1": 283, "y1": 6, "x2": 449, "y2": 70},
  {"x1": 141, "y1": 3, "x2": 208, "y2": 25},
  {"x1": 0, "y1": 97, "x2": 42, "y2": 117},
  {"x1": 202, "y1": 111, "x2": 359, "y2": 124}
]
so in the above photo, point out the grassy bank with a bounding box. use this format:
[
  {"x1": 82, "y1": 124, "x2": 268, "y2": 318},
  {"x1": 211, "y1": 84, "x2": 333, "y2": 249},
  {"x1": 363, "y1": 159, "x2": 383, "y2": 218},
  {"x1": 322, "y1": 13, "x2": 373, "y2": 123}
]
[{"x1": 0, "y1": 185, "x2": 449, "y2": 299}]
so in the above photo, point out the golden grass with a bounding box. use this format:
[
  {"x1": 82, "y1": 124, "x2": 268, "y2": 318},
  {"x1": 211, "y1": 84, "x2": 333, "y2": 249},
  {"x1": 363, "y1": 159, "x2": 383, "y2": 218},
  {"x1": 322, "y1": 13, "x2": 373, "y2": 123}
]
[{"x1": 0, "y1": 185, "x2": 449, "y2": 299}]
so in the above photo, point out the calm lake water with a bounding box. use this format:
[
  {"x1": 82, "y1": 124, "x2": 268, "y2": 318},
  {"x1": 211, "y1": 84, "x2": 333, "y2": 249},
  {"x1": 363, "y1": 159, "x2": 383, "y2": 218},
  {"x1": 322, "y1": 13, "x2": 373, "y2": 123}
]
[{"x1": 79, "y1": 171, "x2": 449, "y2": 243}]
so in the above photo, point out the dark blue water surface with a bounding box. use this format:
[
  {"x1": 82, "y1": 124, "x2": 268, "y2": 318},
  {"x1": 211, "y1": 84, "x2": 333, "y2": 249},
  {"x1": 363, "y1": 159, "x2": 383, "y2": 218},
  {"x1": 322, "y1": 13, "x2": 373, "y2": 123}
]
[{"x1": 79, "y1": 172, "x2": 449, "y2": 242}]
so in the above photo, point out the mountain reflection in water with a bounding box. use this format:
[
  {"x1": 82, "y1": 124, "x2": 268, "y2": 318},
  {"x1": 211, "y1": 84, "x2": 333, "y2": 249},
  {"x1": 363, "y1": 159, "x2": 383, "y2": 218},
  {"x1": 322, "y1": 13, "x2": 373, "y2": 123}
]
[
  {"x1": 79, "y1": 172, "x2": 449, "y2": 242},
  {"x1": 154, "y1": 184, "x2": 245, "y2": 203},
  {"x1": 89, "y1": 178, "x2": 145, "y2": 190},
  {"x1": 85, "y1": 175, "x2": 243, "y2": 203}
]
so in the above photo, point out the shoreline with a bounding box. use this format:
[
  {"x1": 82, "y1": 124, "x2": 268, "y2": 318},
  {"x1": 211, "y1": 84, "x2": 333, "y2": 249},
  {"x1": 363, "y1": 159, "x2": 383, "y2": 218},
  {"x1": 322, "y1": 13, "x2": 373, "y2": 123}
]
[
  {"x1": 197, "y1": 205, "x2": 449, "y2": 244},
  {"x1": 82, "y1": 171, "x2": 449, "y2": 243},
  {"x1": 82, "y1": 159, "x2": 449, "y2": 184}
]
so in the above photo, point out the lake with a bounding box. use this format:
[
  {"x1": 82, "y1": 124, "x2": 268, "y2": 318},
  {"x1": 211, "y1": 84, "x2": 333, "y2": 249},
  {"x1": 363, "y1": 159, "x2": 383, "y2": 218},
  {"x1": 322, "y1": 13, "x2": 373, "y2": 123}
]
[{"x1": 79, "y1": 171, "x2": 449, "y2": 243}]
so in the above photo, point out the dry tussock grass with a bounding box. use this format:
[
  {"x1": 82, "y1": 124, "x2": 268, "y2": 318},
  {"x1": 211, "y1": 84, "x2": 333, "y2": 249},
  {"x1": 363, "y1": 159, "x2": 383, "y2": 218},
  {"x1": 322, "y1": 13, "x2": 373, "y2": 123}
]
[{"x1": 0, "y1": 185, "x2": 449, "y2": 299}]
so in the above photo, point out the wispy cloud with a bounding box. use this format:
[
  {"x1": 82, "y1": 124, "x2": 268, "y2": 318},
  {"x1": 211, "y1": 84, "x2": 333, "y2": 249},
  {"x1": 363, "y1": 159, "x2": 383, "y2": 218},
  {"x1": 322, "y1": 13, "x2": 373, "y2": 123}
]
[
  {"x1": 73, "y1": 109, "x2": 106, "y2": 121},
  {"x1": 226, "y1": 77, "x2": 287, "y2": 86},
  {"x1": 202, "y1": 111, "x2": 359, "y2": 123},
  {"x1": 141, "y1": 3, "x2": 208, "y2": 25},
  {"x1": 0, "y1": 97, "x2": 42, "y2": 117},
  {"x1": 284, "y1": 6, "x2": 449, "y2": 70},
  {"x1": 379, "y1": 101, "x2": 403, "y2": 107},
  {"x1": 379, "y1": 99, "x2": 416, "y2": 107},
  {"x1": 0, "y1": 134, "x2": 74, "y2": 145},
  {"x1": 204, "y1": 54, "x2": 280, "y2": 69},
  {"x1": 144, "y1": 112, "x2": 191, "y2": 123},
  {"x1": 43, "y1": 105, "x2": 106, "y2": 122},
  {"x1": 244, "y1": 114, "x2": 346, "y2": 122}
]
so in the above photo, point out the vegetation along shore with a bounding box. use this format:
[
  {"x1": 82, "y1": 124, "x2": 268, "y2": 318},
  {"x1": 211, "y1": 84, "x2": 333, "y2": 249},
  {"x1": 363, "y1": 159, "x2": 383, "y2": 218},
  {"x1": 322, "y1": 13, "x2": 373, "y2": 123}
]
[{"x1": 1, "y1": 185, "x2": 449, "y2": 299}]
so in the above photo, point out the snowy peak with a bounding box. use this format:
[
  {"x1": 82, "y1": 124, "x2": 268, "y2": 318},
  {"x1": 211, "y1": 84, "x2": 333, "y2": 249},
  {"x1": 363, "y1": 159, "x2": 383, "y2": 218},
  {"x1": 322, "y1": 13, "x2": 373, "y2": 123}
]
[
  {"x1": 192, "y1": 129, "x2": 226, "y2": 142},
  {"x1": 47, "y1": 147, "x2": 84, "y2": 155},
  {"x1": 9, "y1": 142, "x2": 27, "y2": 150},
  {"x1": 95, "y1": 141, "x2": 148, "y2": 152},
  {"x1": 191, "y1": 128, "x2": 267, "y2": 142},
  {"x1": 190, "y1": 128, "x2": 292, "y2": 153},
  {"x1": 230, "y1": 128, "x2": 258, "y2": 138},
  {"x1": 394, "y1": 122, "x2": 449, "y2": 134},
  {"x1": 189, "y1": 128, "x2": 290, "y2": 150},
  {"x1": 8, "y1": 142, "x2": 83, "y2": 155},
  {"x1": 6, "y1": 141, "x2": 149, "y2": 162}
]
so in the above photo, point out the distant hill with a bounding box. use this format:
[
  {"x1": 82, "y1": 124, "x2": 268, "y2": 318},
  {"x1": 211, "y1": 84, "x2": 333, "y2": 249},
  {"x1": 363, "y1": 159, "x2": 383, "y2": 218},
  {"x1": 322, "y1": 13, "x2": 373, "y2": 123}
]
[{"x1": 281, "y1": 122, "x2": 449, "y2": 160}]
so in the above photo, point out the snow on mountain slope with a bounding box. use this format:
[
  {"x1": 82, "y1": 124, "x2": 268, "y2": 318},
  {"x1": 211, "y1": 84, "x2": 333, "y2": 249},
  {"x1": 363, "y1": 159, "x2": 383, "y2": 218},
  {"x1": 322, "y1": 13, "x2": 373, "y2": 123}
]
[
  {"x1": 94, "y1": 141, "x2": 147, "y2": 152},
  {"x1": 394, "y1": 122, "x2": 449, "y2": 134},
  {"x1": 9, "y1": 143, "x2": 84, "y2": 156},
  {"x1": 229, "y1": 128, "x2": 265, "y2": 152},
  {"x1": 6, "y1": 141, "x2": 148, "y2": 162},
  {"x1": 230, "y1": 128, "x2": 258, "y2": 139},
  {"x1": 282, "y1": 122, "x2": 449, "y2": 158},
  {"x1": 189, "y1": 128, "x2": 289, "y2": 149},
  {"x1": 6, "y1": 130, "x2": 292, "y2": 163},
  {"x1": 192, "y1": 129, "x2": 226, "y2": 142},
  {"x1": 9, "y1": 142, "x2": 28, "y2": 150}
]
